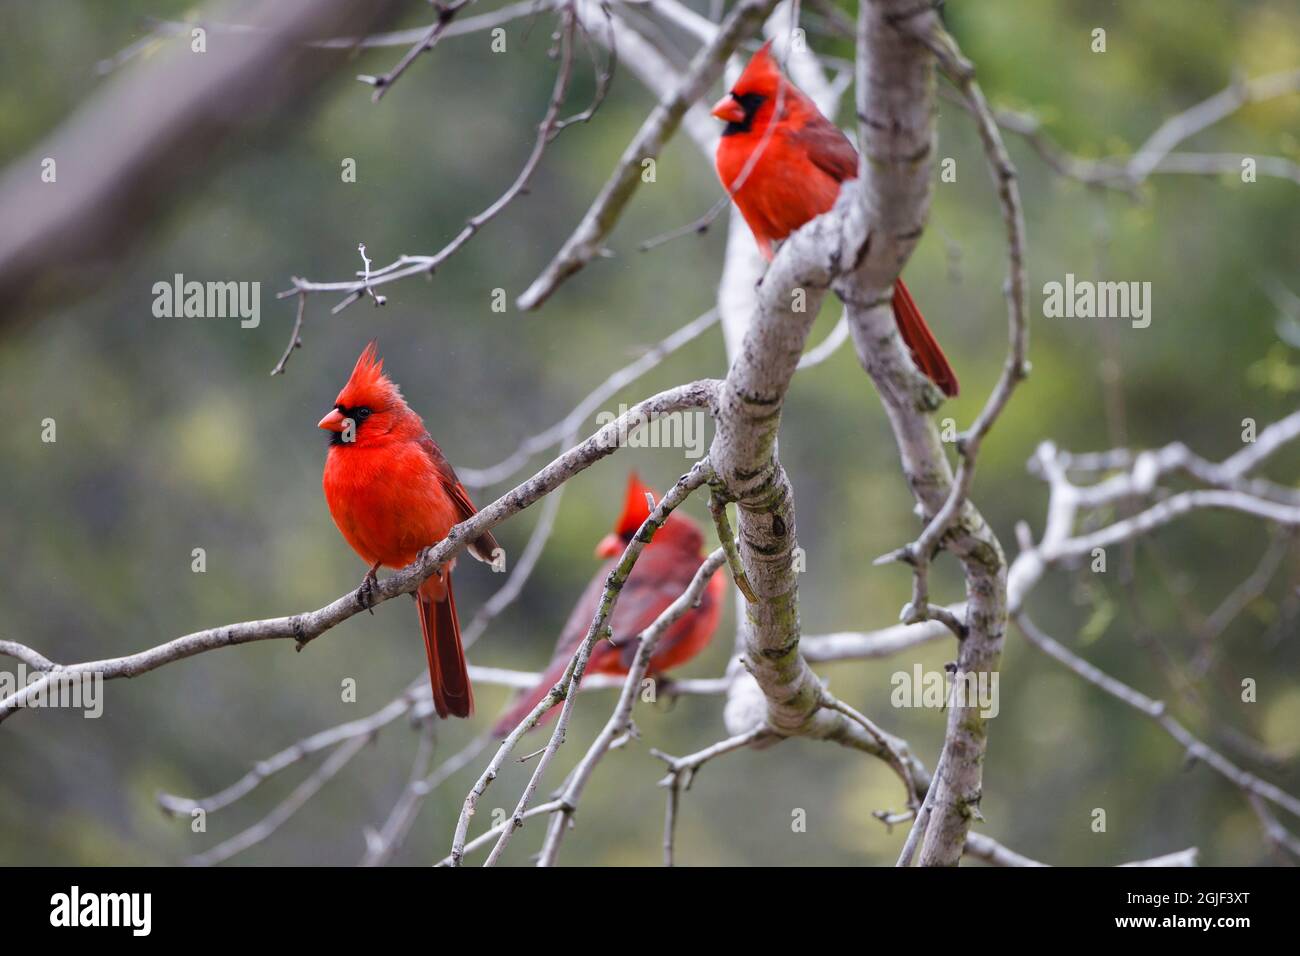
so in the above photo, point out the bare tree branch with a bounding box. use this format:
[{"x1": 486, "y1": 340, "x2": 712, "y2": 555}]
[
  {"x1": 874, "y1": 24, "x2": 1029, "y2": 647},
  {"x1": 459, "y1": 308, "x2": 719, "y2": 488},
  {"x1": 830, "y1": 0, "x2": 1008, "y2": 868},
  {"x1": 283, "y1": 4, "x2": 587, "y2": 314},
  {"x1": 652, "y1": 725, "x2": 772, "y2": 865},
  {"x1": 361, "y1": 731, "x2": 492, "y2": 866},
  {"x1": 536, "y1": 547, "x2": 729, "y2": 865},
  {"x1": 158, "y1": 688, "x2": 418, "y2": 817},
  {"x1": 188, "y1": 732, "x2": 372, "y2": 866},
  {"x1": 1016, "y1": 613, "x2": 1300, "y2": 821},
  {"x1": 359, "y1": 0, "x2": 475, "y2": 102},
  {"x1": 948, "y1": 67, "x2": 1300, "y2": 193},
  {"x1": 1129, "y1": 68, "x2": 1300, "y2": 180},
  {"x1": 451, "y1": 460, "x2": 712, "y2": 865},
  {"x1": 963, "y1": 833, "x2": 1198, "y2": 868},
  {"x1": 1009, "y1": 412, "x2": 1300, "y2": 614},
  {"x1": 1249, "y1": 795, "x2": 1300, "y2": 862},
  {"x1": 269, "y1": 291, "x2": 309, "y2": 376},
  {"x1": 0, "y1": 0, "x2": 405, "y2": 314}
]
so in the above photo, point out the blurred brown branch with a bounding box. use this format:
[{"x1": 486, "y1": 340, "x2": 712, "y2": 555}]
[{"x1": 0, "y1": 0, "x2": 404, "y2": 316}]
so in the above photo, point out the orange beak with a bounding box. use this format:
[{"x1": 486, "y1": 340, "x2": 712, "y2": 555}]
[
  {"x1": 317, "y1": 408, "x2": 348, "y2": 432},
  {"x1": 711, "y1": 93, "x2": 746, "y2": 124},
  {"x1": 595, "y1": 533, "x2": 624, "y2": 559}
]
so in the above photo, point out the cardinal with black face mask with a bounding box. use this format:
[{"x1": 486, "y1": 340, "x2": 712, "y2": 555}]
[
  {"x1": 712, "y1": 40, "x2": 958, "y2": 397},
  {"x1": 320, "y1": 342, "x2": 500, "y2": 719}
]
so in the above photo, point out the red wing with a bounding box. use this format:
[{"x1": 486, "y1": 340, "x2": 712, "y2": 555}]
[
  {"x1": 444, "y1": 477, "x2": 481, "y2": 526},
  {"x1": 551, "y1": 546, "x2": 702, "y2": 673},
  {"x1": 416, "y1": 434, "x2": 476, "y2": 519},
  {"x1": 786, "y1": 110, "x2": 858, "y2": 184},
  {"x1": 418, "y1": 433, "x2": 500, "y2": 559},
  {"x1": 607, "y1": 547, "x2": 702, "y2": 670}
]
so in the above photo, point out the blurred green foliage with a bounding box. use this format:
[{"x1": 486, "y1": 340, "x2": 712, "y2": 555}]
[{"x1": 1, "y1": 0, "x2": 1298, "y2": 866}]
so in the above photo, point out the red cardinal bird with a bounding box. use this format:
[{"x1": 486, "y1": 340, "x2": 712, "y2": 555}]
[
  {"x1": 492, "y1": 474, "x2": 726, "y2": 737},
  {"x1": 712, "y1": 41, "x2": 958, "y2": 397},
  {"x1": 320, "y1": 343, "x2": 499, "y2": 719}
]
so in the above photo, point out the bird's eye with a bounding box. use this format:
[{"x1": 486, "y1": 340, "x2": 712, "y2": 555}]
[{"x1": 355, "y1": 408, "x2": 372, "y2": 420}]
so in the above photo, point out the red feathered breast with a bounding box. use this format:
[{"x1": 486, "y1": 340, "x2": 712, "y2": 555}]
[
  {"x1": 322, "y1": 441, "x2": 460, "y2": 570},
  {"x1": 716, "y1": 118, "x2": 856, "y2": 255}
]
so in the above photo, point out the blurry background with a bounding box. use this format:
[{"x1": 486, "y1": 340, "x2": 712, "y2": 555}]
[{"x1": 1, "y1": 0, "x2": 1297, "y2": 866}]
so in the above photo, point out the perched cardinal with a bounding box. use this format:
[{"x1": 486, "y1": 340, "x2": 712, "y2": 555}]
[
  {"x1": 712, "y1": 41, "x2": 958, "y2": 397},
  {"x1": 491, "y1": 474, "x2": 726, "y2": 737},
  {"x1": 320, "y1": 342, "x2": 499, "y2": 719}
]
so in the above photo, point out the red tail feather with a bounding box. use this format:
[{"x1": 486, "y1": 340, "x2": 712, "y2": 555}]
[
  {"x1": 892, "y1": 279, "x2": 959, "y2": 398},
  {"x1": 416, "y1": 573, "x2": 473, "y2": 719}
]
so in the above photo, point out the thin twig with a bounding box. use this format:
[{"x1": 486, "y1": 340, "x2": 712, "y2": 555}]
[
  {"x1": 188, "y1": 733, "x2": 372, "y2": 866},
  {"x1": 1016, "y1": 613, "x2": 1300, "y2": 821},
  {"x1": 707, "y1": 490, "x2": 758, "y2": 602},
  {"x1": 359, "y1": 0, "x2": 475, "y2": 103},
  {"x1": 158, "y1": 689, "x2": 419, "y2": 816},
  {"x1": 637, "y1": 195, "x2": 730, "y2": 252},
  {"x1": 283, "y1": 3, "x2": 585, "y2": 315},
  {"x1": 269, "y1": 291, "x2": 307, "y2": 376},
  {"x1": 536, "y1": 547, "x2": 729, "y2": 865},
  {"x1": 651, "y1": 725, "x2": 772, "y2": 864},
  {"x1": 479, "y1": 461, "x2": 713, "y2": 866},
  {"x1": 458, "y1": 308, "x2": 719, "y2": 488},
  {"x1": 821, "y1": 693, "x2": 918, "y2": 810},
  {"x1": 361, "y1": 731, "x2": 492, "y2": 866}
]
